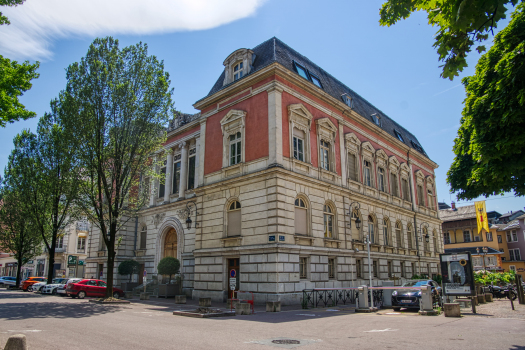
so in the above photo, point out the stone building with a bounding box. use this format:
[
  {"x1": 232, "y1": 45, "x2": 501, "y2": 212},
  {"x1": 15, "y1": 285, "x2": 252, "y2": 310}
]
[{"x1": 86, "y1": 37, "x2": 442, "y2": 304}]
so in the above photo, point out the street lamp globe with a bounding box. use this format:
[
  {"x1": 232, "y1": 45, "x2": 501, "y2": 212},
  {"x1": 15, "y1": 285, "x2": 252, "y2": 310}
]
[
  {"x1": 186, "y1": 216, "x2": 192, "y2": 229},
  {"x1": 355, "y1": 217, "x2": 361, "y2": 230}
]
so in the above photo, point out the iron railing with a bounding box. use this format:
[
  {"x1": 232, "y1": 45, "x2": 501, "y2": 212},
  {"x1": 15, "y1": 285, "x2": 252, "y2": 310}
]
[
  {"x1": 368, "y1": 289, "x2": 384, "y2": 308},
  {"x1": 302, "y1": 288, "x2": 358, "y2": 309}
]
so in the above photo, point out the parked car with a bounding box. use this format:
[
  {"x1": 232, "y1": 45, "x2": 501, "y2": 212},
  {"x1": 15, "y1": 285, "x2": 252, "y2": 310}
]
[
  {"x1": 31, "y1": 281, "x2": 48, "y2": 292},
  {"x1": 0, "y1": 276, "x2": 17, "y2": 287},
  {"x1": 21, "y1": 277, "x2": 47, "y2": 291},
  {"x1": 57, "y1": 278, "x2": 82, "y2": 296},
  {"x1": 66, "y1": 279, "x2": 124, "y2": 299},
  {"x1": 391, "y1": 280, "x2": 441, "y2": 311},
  {"x1": 41, "y1": 278, "x2": 70, "y2": 295}
]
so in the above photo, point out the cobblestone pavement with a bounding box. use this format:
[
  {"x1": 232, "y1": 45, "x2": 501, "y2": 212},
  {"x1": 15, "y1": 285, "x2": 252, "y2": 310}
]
[{"x1": 461, "y1": 299, "x2": 525, "y2": 319}]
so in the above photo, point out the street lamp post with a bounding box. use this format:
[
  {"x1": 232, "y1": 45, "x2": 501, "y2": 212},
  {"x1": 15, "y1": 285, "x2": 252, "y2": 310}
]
[
  {"x1": 364, "y1": 233, "x2": 373, "y2": 308},
  {"x1": 417, "y1": 222, "x2": 430, "y2": 276}
]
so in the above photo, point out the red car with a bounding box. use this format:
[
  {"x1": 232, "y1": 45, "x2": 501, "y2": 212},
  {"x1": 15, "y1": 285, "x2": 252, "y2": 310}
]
[{"x1": 66, "y1": 279, "x2": 124, "y2": 299}]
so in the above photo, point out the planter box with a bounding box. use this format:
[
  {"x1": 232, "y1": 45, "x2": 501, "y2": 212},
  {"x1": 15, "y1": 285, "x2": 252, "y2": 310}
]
[
  {"x1": 158, "y1": 284, "x2": 180, "y2": 298},
  {"x1": 121, "y1": 282, "x2": 140, "y2": 292}
]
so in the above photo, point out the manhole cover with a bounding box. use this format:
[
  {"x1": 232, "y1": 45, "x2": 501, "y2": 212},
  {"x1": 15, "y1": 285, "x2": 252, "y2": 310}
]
[{"x1": 272, "y1": 340, "x2": 301, "y2": 345}]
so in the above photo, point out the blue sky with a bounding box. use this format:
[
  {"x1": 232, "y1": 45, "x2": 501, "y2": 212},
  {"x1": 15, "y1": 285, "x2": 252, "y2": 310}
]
[{"x1": 0, "y1": 0, "x2": 523, "y2": 215}]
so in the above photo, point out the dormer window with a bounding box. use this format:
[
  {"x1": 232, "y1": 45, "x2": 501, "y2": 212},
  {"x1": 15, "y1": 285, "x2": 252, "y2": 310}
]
[
  {"x1": 411, "y1": 140, "x2": 424, "y2": 153},
  {"x1": 310, "y1": 74, "x2": 322, "y2": 88},
  {"x1": 233, "y1": 62, "x2": 244, "y2": 81},
  {"x1": 293, "y1": 61, "x2": 323, "y2": 89},
  {"x1": 394, "y1": 129, "x2": 404, "y2": 142},
  {"x1": 294, "y1": 61, "x2": 309, "y2": 80},
  {"x1": 371, "y1": 114, "x2": 381, "y2": 126},
  {"x1": 341, "y1": 94, "x2": 353, "y2": 109}
]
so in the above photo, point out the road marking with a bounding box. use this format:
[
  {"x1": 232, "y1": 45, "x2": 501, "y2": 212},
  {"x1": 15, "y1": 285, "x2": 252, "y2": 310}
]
[
  {"x1": 296, "y1": 314, "x2": 317, "y2": 317},
  {"x1": 326, "y1": 309, "x2": 339, "y2": 312},
  {"x1": 364, "y1": 328, "x2": 398, "y2": 333},
  {"x1": 8, "y1": 330, "x2": 42, "y2": 333}
]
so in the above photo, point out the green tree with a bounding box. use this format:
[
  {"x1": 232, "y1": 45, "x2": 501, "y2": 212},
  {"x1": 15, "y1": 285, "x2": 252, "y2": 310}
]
[
  {"x1": 0, "y1": 0, "x2": 39, "y2": 127},
  {"x1": 157, "y1": 257, "x2": 180, "y2": 284},
  {"x1": 0, "y1": 185, "x2": 42, "y2": 288},
  {"x1": 4, "y1": 107, "x2": 80, "y2": 283},
  {"x1": 118, "y1": 260, "x2": 140, "y2": 282},
  {"x1": 59, "y1": 37, "x2": 173, "y2": 298},
  {"x1": 379, "y1": 0, "x2": 520, "y2": 80},
  {"x1": 448, "y1": 3, "x2": 525, "y2": 199}
]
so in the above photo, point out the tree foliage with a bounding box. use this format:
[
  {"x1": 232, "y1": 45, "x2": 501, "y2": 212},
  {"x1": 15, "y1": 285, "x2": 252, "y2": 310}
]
[
  {"x1": 118, "y1": 260, "x2": 140, "y2": 282},
  {"x1": 380, "y1": 0, "x2": 521, "y2": 79},
  {"x1": 58, "y1": 37, "x2": 173, "y2": 298},
  {"x1": 4, "y1": 108, "x2": 80, "y2": 283},
  {"x1": 447, "y1": 3, "x2": 525, "y2": 199},
  {"x1": 0, "y1": 185, "x2": 42, "y2": 287},
  {"x1": 0, "y1": 0, "x2": 39, "y2": 127},
  {"x1": 0, "y1": 0, "x2": 24, "y2": 25},
  {"x1": 157, "y1": 257, "x2": 180, "y2": 283}
]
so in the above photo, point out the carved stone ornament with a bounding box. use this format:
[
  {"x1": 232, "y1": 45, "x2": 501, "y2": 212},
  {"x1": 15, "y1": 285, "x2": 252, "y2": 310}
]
[
  {"x1": 176, "y1": 208, "x2": 190, "y2": 221},
  {"x1": 152, "y1": 213, "x2": 166, "y2": 229}
]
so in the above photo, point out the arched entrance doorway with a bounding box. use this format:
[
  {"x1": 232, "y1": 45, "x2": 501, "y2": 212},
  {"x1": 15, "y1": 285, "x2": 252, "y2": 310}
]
[{"x1": 163, "y1": 228, "x2": 177, "y2": 259}]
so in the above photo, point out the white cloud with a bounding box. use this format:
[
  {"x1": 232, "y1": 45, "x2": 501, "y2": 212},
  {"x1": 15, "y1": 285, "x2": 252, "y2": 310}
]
[{"x1": 0, "y1": 0, "x2": 266, "y2": 60}]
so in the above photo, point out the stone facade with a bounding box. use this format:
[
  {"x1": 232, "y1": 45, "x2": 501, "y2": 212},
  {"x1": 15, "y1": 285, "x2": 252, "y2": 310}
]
[{"x1": 86, "y1": 38, "x2": 443, "y2": 304}]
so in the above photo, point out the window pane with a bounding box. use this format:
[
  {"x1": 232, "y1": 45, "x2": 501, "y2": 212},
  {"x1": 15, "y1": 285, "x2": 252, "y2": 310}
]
[
  {"x1": 172, "y1": 162, "x2": 181, "y2": 194},
  {"x1": 311, "y1": 75, "x2": 322, "y2": 88},
  {"x1": 295, "y1": 208, "x2": 307, "y2": 235},
  {"x1": 296, "y1": 64, "x2": 308, "y2": 79},
  {"x1": 348, "y1": 153, "x2": 357, "y2": 181},
  {"x1": 140, "y1": 230, "x2": 147, "y2": 249},
  {"x1": 159, "y1": 167, "x2": 166, "y2": 198},
  {"x1": 297, "y1": 139, "x2": 304, "y2": 161},
  {"x1": 187, "y1": 156, "x2": 195, "y2": 190},
  {"x1": 230, "y1": 143, "x2": 236, "y2": 165},
  {"x1": 227, "y1": 210, "x2": 241, "y2": 236},
  {"x1": 236, "y1": 141, "x2": 241, "y2": 164}
]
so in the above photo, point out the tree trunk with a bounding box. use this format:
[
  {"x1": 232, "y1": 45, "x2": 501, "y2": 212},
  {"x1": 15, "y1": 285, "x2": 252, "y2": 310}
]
[
  {"x1": 15, "y1": 254, "x2": 23, "y2": 288},
  {"x1": 106, "y1": 246, "x2": 115, "y2": 298},
  {"x1": 46, "y1": 242, "x2": 56, "y2": 284}
]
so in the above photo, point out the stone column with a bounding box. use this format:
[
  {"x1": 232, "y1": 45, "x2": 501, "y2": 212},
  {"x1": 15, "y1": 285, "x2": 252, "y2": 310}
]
[
  {"x1": 178, "y1": 142, "x2": 188, "y2": 198},
  {"x1": 408, "y1": 160, "x2": 417, "y2": 212},
  {"x1": 164, "y1": 151, "x2": 173, "y2": 203},
  {"x1": 268, "y1": 84, "x2": 283, "y2": 167},
  {"x1": 339, "y1": 124, "x2": 346, "y2": 186},
  {"x1": 149, "y1": 156, "x2": 157, "y2": 207},
  {"x1": 195, "y1": 137, "x2": 200, "y2": 188}
]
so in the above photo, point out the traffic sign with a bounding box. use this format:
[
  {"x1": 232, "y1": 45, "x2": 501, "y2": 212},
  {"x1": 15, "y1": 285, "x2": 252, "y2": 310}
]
[
  {"x1": 230, "y1": 269, "x2": 236, "y2": 278},
  {"x1": 143, "y1": 270, "x2": 147, "y2": 277},
  {"x1": 229, "y1": 277, "x2": 236, "y2": 290}
]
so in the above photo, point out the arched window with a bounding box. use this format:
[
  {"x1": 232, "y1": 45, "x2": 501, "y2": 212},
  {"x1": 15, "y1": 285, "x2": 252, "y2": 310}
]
[
  {"x1": 395, "y1": 221, "x2": 403, "y2": 248},
  {"x1": 383, "y1": 218, "x2": 391, "y2": 246},
  {"x1": 140, "y1": 226, "x2": 147, "y2": 250},
  {"x1": 323, "y1": 204, "x2": 334, "y2": 238},
  {"x1": 227, "y1": 201, "x2": 241, "y2": 236},
  {"x1": 351, "y1": 210, "x2": 362, "y2": 241},
  {"x1": 368, "y1": 215, "x2": 376, "y2": 244},
  {"x1": 294, "y1": 197, "x2": 308, "y2": 235},
  {"x1": 407, "y1": 223, "x2": 414, "y2": 250}
]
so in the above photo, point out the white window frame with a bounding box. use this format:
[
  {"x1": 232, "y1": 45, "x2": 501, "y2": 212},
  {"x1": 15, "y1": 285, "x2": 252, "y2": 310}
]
[
  {"x1": 320, "y1": 140, "x2": 330, "y2": 171},
  {"x1": 463, "y1": 230, "x2": 471, "y2": 243},
  {"x1": 233, "y1": 61, "x2": 244, "y2": 81},
  {"x1": 364, "y1": 160, "x2": 372, "y2": 187},
  {"x1": 315, "y1": 117, "x2": 337, "y2": 174},
  {"x1": 378, "y1": 167, "x2": 385, "y2": 192},
  {"x1": 220, "y1": 110, "x2": 246, "y2": 171},
  {"x1": 288, "y1": 104, "x2": 313, "y2": 173},
  {"x1": 229, "y1": 132, "x2": 242, "y2": 166},
  {"x1": 77, "y1": 237, "x2": 86, "y2": 253},
  {"x1": 345, "y1": 133, "x2": 361, "y2": 183},
  {"x1": 509, "y1": 248, "x2": 521, "y2": 261},
  {"x1": 323, "y1": 203, "x2": 335, "y2": 238}
]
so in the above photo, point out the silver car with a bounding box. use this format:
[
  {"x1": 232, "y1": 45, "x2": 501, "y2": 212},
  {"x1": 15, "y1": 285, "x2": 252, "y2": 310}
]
[
  {"x1": 42, "y1": 278, "x2": 70, "y2": 295},
  {"x1": 0, "y1": 276, "x2": 17, "y2": 287}
]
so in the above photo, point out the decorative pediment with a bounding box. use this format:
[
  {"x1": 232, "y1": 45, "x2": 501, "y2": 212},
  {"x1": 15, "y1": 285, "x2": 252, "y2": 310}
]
[
  {"x1": 376, "y1": 149, "x2": 388, "y2": 160},
  {"x1": 361, "y1": 141, "x2": 375, "y2": 157},
  {"x1": 315, "y1": 117, "x2": 337, "y2": 133},
  {"x1": 220, "y1": 109, "x2": 246, "y2": 135},
  {"x1": 415, "y1": 170, "x2": 425, "y2": 179},
  {"x1": 288, "y1": 104, "x2": 313, "y2": 124},
  {"x1": 400, "y1": 162, "x2": 410, "y2": 172},
  {"x1": 425, "y1": 175, "x2": 434, "y2": 184},
  {"x1": 388, "y1": 156, "x2": 400, "y2": 167},
  {"x1": 316, "y1": 117, "x2": 337, "y2": 144},
  {"x1": 345, "y1": 132, "x2": 361, "y2": 147}
]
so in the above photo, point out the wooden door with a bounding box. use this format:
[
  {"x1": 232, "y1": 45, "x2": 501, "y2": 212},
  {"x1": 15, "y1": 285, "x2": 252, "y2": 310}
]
[
  {"x1": 138, "y1": 264, "x2": 145, "y2": 285},
  {"x1": 228, "y1": 258, "x2": 240, "y2": 298}
]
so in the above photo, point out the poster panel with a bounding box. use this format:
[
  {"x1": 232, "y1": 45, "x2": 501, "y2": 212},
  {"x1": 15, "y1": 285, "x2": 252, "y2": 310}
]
[{"x1": 440, "y1": 252, "x2": 475, "y2": 296}]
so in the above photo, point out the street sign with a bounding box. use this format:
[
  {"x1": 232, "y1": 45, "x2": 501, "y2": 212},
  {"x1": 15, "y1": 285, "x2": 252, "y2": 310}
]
[
  {"x1": 143, "y1": 270, "x2": 147, "y2": 277},
  {"x1": 68, "y1": 255, "x2": 78, "y2": 267},
  {"x1": 78, "y1": 260, "x2": 85, "y2": 266},
  {"x1": 229, "y1": 277, "x2": 236, "y2": 290},
  {"x1": 230, "y1": 269, "x2": 236, "y2": 278}
]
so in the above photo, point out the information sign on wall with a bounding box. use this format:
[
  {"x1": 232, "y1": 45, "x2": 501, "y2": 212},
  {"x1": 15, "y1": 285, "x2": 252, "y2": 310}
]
[{"x1": 440, "y1": 252, "x2": 475, "y2": 296}]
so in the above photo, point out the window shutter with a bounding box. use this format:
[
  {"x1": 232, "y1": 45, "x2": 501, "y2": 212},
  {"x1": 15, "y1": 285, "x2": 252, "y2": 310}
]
[
  {"x1": 293, "y1": 128, "x2": 305, "y2": 139},
  {"x1": 295, "y1": 208, "x2": 307, "y2": 235},
  {"x1": 390, "y1": 173, "x2": 398, "y2": 196},
  {"x1": 348, "y1": 153, "x2": 356, "y2": 181},
  {"x1": 227, "y1": 210, "x2": 241, "y2": 236}
]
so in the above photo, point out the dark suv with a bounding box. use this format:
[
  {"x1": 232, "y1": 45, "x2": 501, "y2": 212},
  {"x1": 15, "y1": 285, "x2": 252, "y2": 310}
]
[{"x1": 391, "y1": 280, "x2": 441, "y2": 311}]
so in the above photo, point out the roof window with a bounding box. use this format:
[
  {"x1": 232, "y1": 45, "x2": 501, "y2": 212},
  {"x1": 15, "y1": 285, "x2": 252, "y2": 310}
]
[
  {"x1": 371, "y1": 114, "x2": 381, "y2": 126},
  {"x1": 394, "y1": 129, "x2": 404, "y2": 142},
  {"x1": 411, "y1": 140, "x2": 424, "y2": 153},
  {"x1": 341, "y1": 94, "x2": 353, "y2": 109},
  {"x1": 293, "y1": 61, "x2": 323, "y2": 90}
]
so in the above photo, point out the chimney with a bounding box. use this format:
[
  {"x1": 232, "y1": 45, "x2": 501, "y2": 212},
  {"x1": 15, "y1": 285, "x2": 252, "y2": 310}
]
[{"x1": 451, "y1": 201, "x2": 456, "y2": 211}]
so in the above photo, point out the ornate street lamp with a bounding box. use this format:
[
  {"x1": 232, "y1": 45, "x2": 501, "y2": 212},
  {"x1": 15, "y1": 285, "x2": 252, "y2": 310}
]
[{"x1": 177, "y1": 201, "x2": 198, "y2": 230}]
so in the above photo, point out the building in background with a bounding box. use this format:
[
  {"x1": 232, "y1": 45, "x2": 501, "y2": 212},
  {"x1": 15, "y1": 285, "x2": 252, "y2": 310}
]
[
  {"x1": 497, "y1": 213, "x2": 525, "y2": 278},
  {"x1": 498, "y1": 210, "x2": 525, "y2": 224}
]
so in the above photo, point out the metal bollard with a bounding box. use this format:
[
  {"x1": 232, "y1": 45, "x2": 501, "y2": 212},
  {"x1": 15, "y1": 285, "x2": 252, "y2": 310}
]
[
  {"x1": 356, "y1": 285, "x2": 370, "y2": 312},
  {"x1": 418, "y1": 286, "x2": 436, "y2": 315}
]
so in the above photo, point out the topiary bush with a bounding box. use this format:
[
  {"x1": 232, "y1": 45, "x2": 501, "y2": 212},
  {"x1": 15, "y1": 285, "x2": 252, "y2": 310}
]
[
  {"x1": 118, "y1": 260, "x2": 140, "y2": 282},
  {"x1": 157, "y1": 257, "x2": 180, "y2": 284}
]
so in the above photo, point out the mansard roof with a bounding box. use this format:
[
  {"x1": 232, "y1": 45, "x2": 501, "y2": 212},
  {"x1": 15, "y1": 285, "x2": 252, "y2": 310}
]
[{"x1": 203, "y1": 37, "x2": 428, "y2": 157}]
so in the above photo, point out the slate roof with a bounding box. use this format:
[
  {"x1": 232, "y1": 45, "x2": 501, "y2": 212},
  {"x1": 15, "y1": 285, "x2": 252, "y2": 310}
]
[
  {"x1": 201, "y1": 37, "x2": 429, "y2": 157},
  {"x1": 499, "y1": 210, "x2": 525, "y2": 219},
  {"x1": 439, "y1": 205, "x2": 476, "y2": 222},
  {"x1": 501, "y1": 220, "x2": 521, "y2": 231},
  {"x1": 444, "y1": 247, "x2": 503, "y2": 255}
]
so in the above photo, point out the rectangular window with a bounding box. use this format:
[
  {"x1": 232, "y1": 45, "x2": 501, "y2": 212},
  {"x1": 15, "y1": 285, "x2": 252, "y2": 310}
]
[
  {"x1": 294, "y1": 62, "x2": 309, "y2": 80},
  {"x1": 427, "y1": 189, "x2": 434, "y2": 209},
  {"x1": 378, "y1": 168, "x2": 385, "y2": 192},
  {"x1": 294, "y1": 207, "x2": 307, "y2": 235},
  {"x1": 159, "y1": 166, "x2": 166, "y2": 198},
  {"x1": 364, "y1": 160, "x2": 371, "y2": 186},
  {"x1": 463, "y1": 230, "x2": 471, "y2": 242},
  {"x1": 387, "y1": 261, "x2": 392, "y2": 278},
  {"x1": 390, "y1": 173, "x2": 398, "y2": 197},
  {"x1": 486, "y1": 256, "x2": 496, "y2": 266},
  {"x1": 510, "y1": 249, "x2": 521, "y2": 261},
  {"x1": 328, "y1": 258, "x2": 335, "y2": 279},
  {"x1": 172, "y1": 161, "x2": 181, "y2": 194},
  {"x1": 356, "y1": 259, "x2": 362, "y2": 278},
  {"x1": 348, "y1": 153, "x2": 357, "y2": 181},
  {"x1": 187, "y1": 155, "x2": 196, "y2": 190},
  {"x1": 299, "y1": 257, "x2": 308, "y2": 279},
  {"x1": 509, "y1": 249, "x2": 515, "y2": 261},
  {"x1": 512, "y1": 230, "x2": 518, "y2": 242},
  {"x1": 320, "y1": 140, "x2": 330, "y2": 171},
  {"x1": 56, "y1": 236, "x2": 64, "y2": 249},
  {"x1": 372, "y1": 260, "x2": 378, "y2": 278},
  {"x1": 473, "y1": 256, "x2": 482, "y2": 267},
  {"x1": 510, "y1": 265, "x2": 516, "y2": 272},
  {"x1": 417, "y1": 185, "x2": 424, "y2": 207},
  {"x1": 77, "y1": 237, "x2": 86, "y2": 252},
  {"x1": 486, "y1": 231, "x2": 493, "y2": 242},
  {"x1": 444, "y1": 232, "x2": 451, "y2": 244},
  {"x1": 507, "y1": 231, "x2": 512, "y2": 242},
  {"x1": 412, "y1": 262, "x2": 417, "y2": 278},
  {"x1": 229, "y1": 132, "x2": 242, "y2": 166},
  {"x1": 140, "y1": 230, "x2": 147, "y2": 249},
  {"x1": 400, "y1": 261, "x2": 405, "y2": 278},
  {"x1": 293, "y1": 129, "x2": 305, "y2": 162},
  {"x1": 310, "y1": 74, "x2": 322, "y2": 88},
  {"x1": 498, "y1": 235, "x2": 503, "y2": 243},
  {"x1": 402, "y1": 178, "x2": 409, "y2": 200}
]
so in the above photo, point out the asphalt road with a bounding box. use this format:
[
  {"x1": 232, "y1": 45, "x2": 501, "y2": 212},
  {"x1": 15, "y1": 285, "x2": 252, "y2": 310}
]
[{"x1": 0, "y1": 289, "x2": 524, "y2": 350}]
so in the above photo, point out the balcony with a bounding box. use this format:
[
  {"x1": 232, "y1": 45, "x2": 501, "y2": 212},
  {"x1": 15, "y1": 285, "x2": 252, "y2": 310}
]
[
  {"x1": 76, "y1": 222, "x2": 89, "y2": 232},
  {"x1": 45, "y1": 245, "x2": 67, "y2": 253}
]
